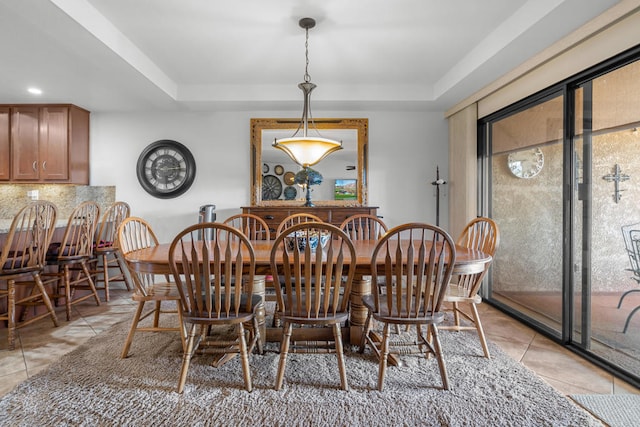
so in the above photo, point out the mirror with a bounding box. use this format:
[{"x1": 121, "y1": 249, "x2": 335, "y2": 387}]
[{"x1": 250, "y1": 118, "x2": 368, "y2": 206}]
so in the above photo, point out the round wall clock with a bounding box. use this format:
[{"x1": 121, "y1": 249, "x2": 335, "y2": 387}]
[
  {"x1": 262, "y1": 174, "x2": 283, "y2": 200},
  {"x1": 507, "y1": 148, "x2": 544, "y2": 179},
  {"x1": 136, "y1": 140, "x2": 196, "y2": 198}
]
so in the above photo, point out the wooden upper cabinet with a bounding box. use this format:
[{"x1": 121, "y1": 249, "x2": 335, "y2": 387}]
[
  {"x1": 11, "y1": 106, "x2": 40, "y2": 180},
  {"x1": 39, "y1": 106, "x2": 69, "y2": 181},
  {"x1": 0, "y1": 107, "x2": 9, "y2": 180},
  {"x1": 5, "y1": 104, "x2": 89, "y2": 184}
]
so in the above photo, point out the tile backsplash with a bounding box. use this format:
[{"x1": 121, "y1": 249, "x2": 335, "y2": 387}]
[{"x1": 0, "y1": 184, "x2": 115, "y2": 220}]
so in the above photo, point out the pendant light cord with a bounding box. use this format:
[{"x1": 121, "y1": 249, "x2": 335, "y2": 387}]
[{"x1": 304, "y1": 27, "x2": 311, "y2": 83}]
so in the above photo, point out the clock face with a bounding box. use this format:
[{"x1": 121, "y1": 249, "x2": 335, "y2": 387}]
[
  {"x1": 136, "y1": 140, "x2": 196, "y2": 198},
  {"x1": 507, "y1": 148, "x2": 544, "y2": 179},
  {"x1": 262, "y1": 174, "x2": 283, "y2": 200}
]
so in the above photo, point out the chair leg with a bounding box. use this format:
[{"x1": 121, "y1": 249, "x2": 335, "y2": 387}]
[
  {"x1": 237, "y1": 323, "x2": 252, "y2": 392},
  {"x1": 33, "y1": 273, "x2": 59, "y2": 328},
  {"x1": 252, "y1": 315, "x2": 264, "y2": 355},
  {"x1": 470, "y1": 303, "x2": 490, "y2": 358},
  {"x1": 177, "y1": 303, "x2": 187, "y2": 352},
  {"x1": 101, "y1": 253, "x2": 110, "y2": 302},
  {"x1": 623, "y1": 305, "x2": 640, "y2": 333},
  {"x1": 378, "y1": 323, "x2": 391, "y2": 391},
  {"x1": 7, "y1": 280, "x2": 16, "y2": 351},
  {"x1": 177, "y1": 323, "x2": 198, "y2": 394},
  {"x1": 63, "y1": 265, "x2": 72, "y2": 321},
  {"x1": 453, "y1": 301, "x2": 461, "y2": 327},
  {"x1": 618, "y1": 289, "x2": 640, "y2": 308},
  {"x1": 430, "y1": 324, "x2": 450, "y2": 390},
  {"x1": 121, "y1": 301, "x2": 145, "y2": 358},
  {"x1": 359, "y1": 310, "x2": 372, "y2": 353},
  {"x1": 332, "y1": 323, "x2": 349, "y2": 391},
  {"x1": 154, "y1": 300, "x2": 161, "y2": 327},
  {"x1": 80, "y1": 261, "x2": 102, "y2": 306},
  {"x1": 115, "y1": 251, "x2": 133, "y2": 291},
  {"x1": 275, "y1": 322, "x2": 293, "y2": 390}
]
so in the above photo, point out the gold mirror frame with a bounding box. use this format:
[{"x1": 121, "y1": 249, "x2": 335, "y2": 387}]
[{"x1": 250, "y1": 118, "x2": 368, "y2": 206}]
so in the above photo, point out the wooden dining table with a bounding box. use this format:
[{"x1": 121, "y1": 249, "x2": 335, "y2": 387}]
[{"x1": 124, "y1": 239, "x2": 492, "y2": 345}]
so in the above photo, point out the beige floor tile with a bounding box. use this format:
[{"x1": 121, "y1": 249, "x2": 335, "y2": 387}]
[
  {"x1": 521, "y1": 334, "x2": 613, "y2": 394},
  {"x1": 541, "y1": 374, "x2": 612, "y2": 395},
  {"x1": 0, "y1": 349, "x2": 26, "y2": 377},
  {"x1": 0, "y1": 371, "x2": 27, "y2": 396},
  {"x1": 613, "y1": 376, "x2": 640, "y2": 394}
]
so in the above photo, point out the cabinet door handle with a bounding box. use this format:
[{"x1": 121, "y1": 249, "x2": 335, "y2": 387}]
[
  {"x1": 32, "y1": 161, "x2": 37, "y2": 171},
  {"x1": 42, "y1": 161, "x2": 47, "y2": 170},
  {"x1": 265, "y1": 215, "x2": 274, "y2": 220}
]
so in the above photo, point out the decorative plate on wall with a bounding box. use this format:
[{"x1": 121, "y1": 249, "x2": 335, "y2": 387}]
[
  {"x1": 262, "y1": 174, "x2": 283, "y2": 200},
  {"x1": 274, "y1": 165, "x2": 284, "y2": 175},
  {"x1": 283, "y1": 171, "x2": 295, "y2": 185},
  {"x1": 262, "y1": 163, "x2": 269, "y2": 174},
  {"x1": 283, "y1": 185, "x2": 297, "y2": 200}
]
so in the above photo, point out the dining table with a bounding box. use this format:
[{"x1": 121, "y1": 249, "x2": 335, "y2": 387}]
[{"x1": 124, "y1": 238, "x2": 492, "y2": 345}]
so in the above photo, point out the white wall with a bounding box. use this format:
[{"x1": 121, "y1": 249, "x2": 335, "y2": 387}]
[{"x1": 90, "y1": 109, "x2": 448, "y2": 242}]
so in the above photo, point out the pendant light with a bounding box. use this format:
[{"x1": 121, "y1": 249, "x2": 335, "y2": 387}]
[{"x1": 272, "y1": 17, "x2": 342, "y2": 168}]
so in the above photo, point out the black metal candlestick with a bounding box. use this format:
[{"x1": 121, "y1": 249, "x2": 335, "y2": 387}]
[{"x1": 431, "y1": 166, "x2": 447, "y2": 226}]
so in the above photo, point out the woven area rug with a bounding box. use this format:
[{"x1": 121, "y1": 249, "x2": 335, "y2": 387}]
[
  {"x1": 0, "y1": 316, "x2": 599, "y2": 426},
  {"x1": 571, "y1": 394, "x2": 640, "y2": 427}
]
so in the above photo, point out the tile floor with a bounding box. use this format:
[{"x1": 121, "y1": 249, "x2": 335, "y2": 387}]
[{"x1": 1, "y1": 286, "x2": 639, "y2": 399}]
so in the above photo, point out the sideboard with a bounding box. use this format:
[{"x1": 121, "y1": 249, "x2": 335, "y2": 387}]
[{"x1": 242, "y1": 206, "x2": 379, "y2": 237}]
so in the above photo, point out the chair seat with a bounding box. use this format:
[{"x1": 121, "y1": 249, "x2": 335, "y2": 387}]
[
  {"x1": 185, "y1": 311, "x2": 255, "y2": 324},
  {"x1": 46, "y1": 242, "x2": 84, "y2": 261},
  {"x1": 362, "y1": 294, "x2": 445, "y2": 324},
  {"x1": 1, "y1": 250, "x2": 33, "y2": 271},
  {"x1": 280, "y1": 311, "x2": 348, "y2": 324}
]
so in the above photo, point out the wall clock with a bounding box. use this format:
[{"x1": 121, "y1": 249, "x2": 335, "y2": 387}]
[
  {"x1": 136, "y1": 139, "x2": 196, "y2": 198},
  {"x1": 283, "y1": 171, "x2": 295, "y2": 185},
  {"x1": 507, "y1": 148, "x2": 544, "y2": 179},
  {"x1": 283, "y1": 185, "x2": 297, "y2": 200},
  {"x1": 262, "y1": 174, "x2": 283, "y2": 200}
]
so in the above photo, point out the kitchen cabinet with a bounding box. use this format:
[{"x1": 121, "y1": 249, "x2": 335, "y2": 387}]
[
  {"x1": 242, "y1": 206, "x2": 379, "y2": 237},
  {"x1": 3, "y1": 104, "x2": 89, "y2": 184}
]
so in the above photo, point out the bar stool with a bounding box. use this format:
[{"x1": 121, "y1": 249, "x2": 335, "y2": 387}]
[
  {"x1": 91, "y1": 201, "x2": 132, "y2": 301},
  {"x1": 43, "y1": 201, "x2": 102, "y2": 321},
  {"x1": 0, "y1": 201, "x2": 59, "y2": 350}
]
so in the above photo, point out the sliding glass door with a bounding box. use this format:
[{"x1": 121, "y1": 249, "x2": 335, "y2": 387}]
[
  {"x1": 486, "y1": 92, "x2": 565, "y2": 337},
  {"x1": 481, "y1": 49, "x2": 640, "y2": 384},
  {"x1": 572, "y1": 59, "x2": 640, "y2": 379}
]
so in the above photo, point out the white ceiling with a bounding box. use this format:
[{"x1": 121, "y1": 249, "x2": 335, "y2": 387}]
[{"x1": 0, "y1": 0, "x2": 621, "y2": 113}]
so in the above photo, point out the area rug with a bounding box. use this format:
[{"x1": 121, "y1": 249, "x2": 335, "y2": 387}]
[
  {"x1": 571, "y1": 394, "x2": 640, "y2": 427},
  {"x1": 0, "y1": 317, "x2": 599, "y2": 427}
]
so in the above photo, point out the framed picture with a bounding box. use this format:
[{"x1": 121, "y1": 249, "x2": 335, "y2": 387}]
[{"x1": 334, "y1": 179, "x2": 357, "y2": 200}]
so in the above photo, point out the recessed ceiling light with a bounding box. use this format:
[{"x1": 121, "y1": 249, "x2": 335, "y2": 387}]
[{"x1": 27, "y1": 87, "x2": 42, "y2": 95}]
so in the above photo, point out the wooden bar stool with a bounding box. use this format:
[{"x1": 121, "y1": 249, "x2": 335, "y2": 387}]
[
  {"x1": 43, "y1": 201, "x2": 102, "y2": 321},
  {"x1": 91, "y1": 201, "x2": 133, "y2": 301},
  {"x1": 0, "y1": 201, "x2": 59, "y2": 350}
]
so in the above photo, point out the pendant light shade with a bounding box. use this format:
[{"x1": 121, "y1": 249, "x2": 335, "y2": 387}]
[{"x1": 273, "y1": 17, "x2": 342, "y2": 167}]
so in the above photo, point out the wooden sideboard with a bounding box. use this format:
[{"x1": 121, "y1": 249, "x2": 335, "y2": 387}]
[{"x1": 242, "y1": 206, "x2": 379, "y2": 236}]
